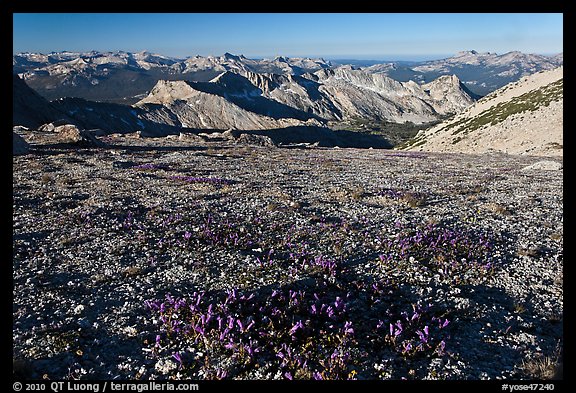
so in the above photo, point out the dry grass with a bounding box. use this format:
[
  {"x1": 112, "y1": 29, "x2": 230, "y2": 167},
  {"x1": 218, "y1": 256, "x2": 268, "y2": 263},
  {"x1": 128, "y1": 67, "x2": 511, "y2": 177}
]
[
  {"x1": 522, "y1": 355, "x2": 561, "y2": 380},
  {"x1": 41, "y1": 173, "x2": 53, "y2": 184},
  {"x1": 266, "y1": 202, "x2": 279, "y2": 211},
  {"x1": 401, "y1": 192, "x2": 427, "y2": 208},
  {"x1": 513, "y1": 303, "x2": 527, "y2": 314},
  {"x1": 517, "y1": 246, "x2": 542, "y2": 257},
  {"x1": 326, "y1": 187, "x2": 350, "y2": 203},
  {"x1": 482, "y1": 202, "x2": 510, "y2": 215},
  {"x1": 349, "y1": 186, "x2": 365, "y2": 201},
  {"x1": 522, "y1": 342, "x2": 563, "y2": 380},
  {"x1": 123, "y1": 266, "x2": 142, "y2": 277},
  {"x1": 549, "y1": 232, "x2": 563, "y2": 242},
  {"x1": 362, "y1": 195, "x2": 393, "y2": 207}
]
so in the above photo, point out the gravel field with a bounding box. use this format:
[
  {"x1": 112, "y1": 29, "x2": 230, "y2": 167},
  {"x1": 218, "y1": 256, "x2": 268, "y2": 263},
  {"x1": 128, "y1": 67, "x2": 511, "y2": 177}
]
[{"x1": 13, "y1": 133, "x2": 563, "y2": 380}]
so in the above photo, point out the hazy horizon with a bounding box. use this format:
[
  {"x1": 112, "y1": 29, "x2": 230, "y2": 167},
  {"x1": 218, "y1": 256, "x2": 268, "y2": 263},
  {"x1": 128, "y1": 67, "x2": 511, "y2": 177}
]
[
  {"x1": 12, "y1": 50, "x2": 562, "y2": 63},
  {"x1": 13, "y1": 13, "x2": 563, "y2": 59}
]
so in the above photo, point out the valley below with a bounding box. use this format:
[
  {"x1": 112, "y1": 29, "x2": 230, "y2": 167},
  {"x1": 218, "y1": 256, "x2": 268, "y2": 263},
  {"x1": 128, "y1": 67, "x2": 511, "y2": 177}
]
[{"x1": 13, "y1": 133, "x2": 563, "y2": 380}]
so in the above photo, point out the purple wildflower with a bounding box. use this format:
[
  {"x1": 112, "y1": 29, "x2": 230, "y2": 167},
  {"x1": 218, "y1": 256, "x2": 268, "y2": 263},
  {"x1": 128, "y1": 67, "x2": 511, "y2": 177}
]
[
  {"x1": 326, "y1": 306, "x2": 335, "y2": 319},
  {"x1": 395, "y1": 321, "x2": 403, "y2": 335},
  {"x1": 172, "y1": 352, "x2": 183, "y2": 367},
  {"x1": 289, "y1": 320, "x2": 304, "y2": 335},
  {"x1": 343, "y1": 321, "x2": 354, "y2": 335},
  {"x1": 219, "y1": 328, "x2": 230, "y2": 341},
  {"x1": 402, "y1": 342, "x2": 412, "y2": 354},
  {"x1": 416, "y1": 329, "x2": 428, "y2": 344},
  {"x1": 437, "y1": 340, "x2": 446, "y2": 354}
]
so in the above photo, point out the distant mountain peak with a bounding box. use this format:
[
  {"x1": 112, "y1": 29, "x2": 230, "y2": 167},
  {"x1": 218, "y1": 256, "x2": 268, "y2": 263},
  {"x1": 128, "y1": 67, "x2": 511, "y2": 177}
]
[
  {"x1": 222, "y1": 52, "x2": 240, "y2": 60},
  {"x1": 456, "y1": 50, "x2": 478, "y2": 56}
]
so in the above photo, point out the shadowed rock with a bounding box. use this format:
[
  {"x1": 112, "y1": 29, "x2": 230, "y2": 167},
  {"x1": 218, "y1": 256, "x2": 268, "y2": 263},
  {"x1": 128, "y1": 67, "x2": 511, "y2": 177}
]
[
  {"x1": 13, "y1": 132, "x2": 30, "y2": 155},
  {"x1": 236, "y1": 133, "x2": 276, "y2": 147}
]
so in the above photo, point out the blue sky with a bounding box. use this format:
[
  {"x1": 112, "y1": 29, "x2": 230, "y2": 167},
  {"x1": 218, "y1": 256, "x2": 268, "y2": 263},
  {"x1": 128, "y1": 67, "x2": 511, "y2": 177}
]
[{"x1": 13, "y1": 13, "x2": 563, "y2": 60}]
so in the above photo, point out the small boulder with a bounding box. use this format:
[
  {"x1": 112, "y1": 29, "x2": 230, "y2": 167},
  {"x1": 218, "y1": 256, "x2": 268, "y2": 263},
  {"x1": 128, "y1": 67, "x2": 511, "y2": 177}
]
[
  {"x1": 521, "y1": 160, "x2": 563, "y2": 171},
  {"x1": 39, "y1": 122, "x2": 55, "y2": 132},
  {"x1": 237, "y1": 133, "x2": 276, "y2": 147},
  {"x1": 198, "y1": 131, "x2": 226, "y2": 141},
  {"x1": 178, "y1": 132, "x2": 204, "y2": 142},
  {"x1": 222, "y1": 128, "x2": 241, "y2": 140},
  {"x1": 54, "y1": 124, "x2": 82, "y2": 142},
  {"x1": 53, "y1": 124, "x2": 107, "y2": 147},
  {"x1": 39, "y1": 119, "x2": 69, "y2": 132}
]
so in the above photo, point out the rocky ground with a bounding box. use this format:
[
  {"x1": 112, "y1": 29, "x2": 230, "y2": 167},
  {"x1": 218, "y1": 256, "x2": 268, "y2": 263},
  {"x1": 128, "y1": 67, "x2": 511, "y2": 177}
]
[{"x1": 13, "y1": 132, "x2": 563, "y2": 380}]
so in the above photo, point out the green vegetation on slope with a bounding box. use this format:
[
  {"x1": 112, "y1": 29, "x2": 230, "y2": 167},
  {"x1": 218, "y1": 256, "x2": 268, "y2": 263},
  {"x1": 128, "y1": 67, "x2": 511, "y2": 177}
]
[
  {"x1": 399, "y1": 78, "x2": 563, "y2": 149},
  {"x1": 448, "y1": 79, "x2": 563, "y2": 135},
  {"x1": 330, "y1": 118, "x2": 445, "y2": 147}
]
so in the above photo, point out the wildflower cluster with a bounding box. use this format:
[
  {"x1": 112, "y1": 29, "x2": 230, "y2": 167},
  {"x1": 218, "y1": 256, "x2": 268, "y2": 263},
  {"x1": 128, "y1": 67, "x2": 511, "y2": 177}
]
[
  {"x1": 169, "y1": 175, "x2": 233, "y2": 185},
  {"x1": 146, "y1": 285, "x2": 358, "y2": 380},
  {"x1": 377, "y1": 222, "x2": 496, "y2": 284},
  {"x1": 376, "y1": 302, "x2": 450, "y2": 358}
]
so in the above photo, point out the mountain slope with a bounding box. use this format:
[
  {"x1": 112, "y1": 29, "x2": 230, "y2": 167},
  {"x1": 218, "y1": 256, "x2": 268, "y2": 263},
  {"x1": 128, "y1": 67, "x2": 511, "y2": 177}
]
[
  {"x1": 364, "y1": 50, "x2": 562, "y2": 96},
  {"x1": 136, "y1": 68, "x2": 475, "y2": 129},
  {"x1": 51, "y1": 97, "x2": 182, "y2": 135},
  {"x1": 12, "y1": 74, "x2": 70, "y2": 128},
  {"x1": 402, "y1": 67, "x2": 563, "y2": 156},
  {"x1": 136, "y1": 78, "x2": 322, "y2": 130},
  {"x1": 313, "y1": 67, "x2": 475, "y2": 123},
  {"x1": 14, "y1": 73, "x2": 181, "y2": 135}
]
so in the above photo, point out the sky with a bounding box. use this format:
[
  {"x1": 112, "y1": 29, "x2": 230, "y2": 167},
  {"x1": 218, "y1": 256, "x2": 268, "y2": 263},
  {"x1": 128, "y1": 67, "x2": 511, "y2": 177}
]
[{"x1": 13, "y1": 13, "x2": 563, "y2": 60}]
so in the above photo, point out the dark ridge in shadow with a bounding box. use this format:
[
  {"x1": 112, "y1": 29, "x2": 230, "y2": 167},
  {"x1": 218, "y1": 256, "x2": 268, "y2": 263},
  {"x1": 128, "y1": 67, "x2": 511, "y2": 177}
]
[
  {"x1": 50, "y1": 97, "x2": 182, "y2": 135},
  {"x1": 246, "y1": 126, "x2": 394, "y2": 148}
]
